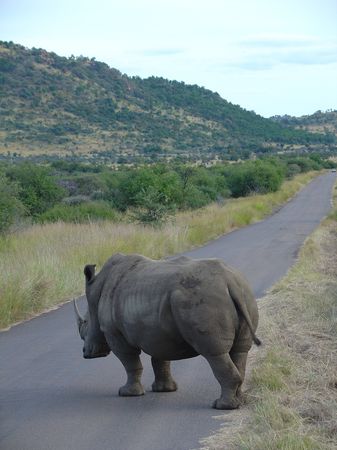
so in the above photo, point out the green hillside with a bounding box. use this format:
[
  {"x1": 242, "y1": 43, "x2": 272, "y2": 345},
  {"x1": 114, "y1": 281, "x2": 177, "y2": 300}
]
[
  {"x1": 271, "y1": 110, "x2": 337, "y2": 136},
  {"x1": 0, "y1": 41, "x2": 335, "y2": 162}
]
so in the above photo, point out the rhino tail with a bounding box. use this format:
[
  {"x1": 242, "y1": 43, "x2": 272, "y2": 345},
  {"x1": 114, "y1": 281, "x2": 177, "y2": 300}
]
[{"x1": 228, "y1": 285, "x2": 262, "y2": 346}]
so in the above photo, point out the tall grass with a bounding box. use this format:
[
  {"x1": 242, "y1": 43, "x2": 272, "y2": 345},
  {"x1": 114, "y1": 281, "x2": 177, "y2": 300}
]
[
  {"x1": 0, "y1": 171, "x2": 318, "y2": 329},
  {"x1": 224, "y1": 182, "x2": 337, "y2": 450},
  {"x1": 238, "y1": 218, "x2": 337, "y2": 450}
]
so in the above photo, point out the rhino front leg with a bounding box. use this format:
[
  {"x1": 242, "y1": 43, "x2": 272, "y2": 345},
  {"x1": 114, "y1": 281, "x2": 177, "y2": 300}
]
[
  {"x1": 115, "y1": 352, "x2": 145, "y2": 397},
  {"x1": 205, "y1": 353, "x2": 242, "y2": 409},
  {"x1": 105, "y1": 333, "x2": 145, "y2": 396},
  {"x1": 151, "y1": 358, "x2": 178, "y2": 392}
]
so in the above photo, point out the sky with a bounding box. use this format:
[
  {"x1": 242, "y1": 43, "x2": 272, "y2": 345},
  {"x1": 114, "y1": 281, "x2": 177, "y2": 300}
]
[{"x1": 1, "y1": 0, "x2": 337, "y2": 117}]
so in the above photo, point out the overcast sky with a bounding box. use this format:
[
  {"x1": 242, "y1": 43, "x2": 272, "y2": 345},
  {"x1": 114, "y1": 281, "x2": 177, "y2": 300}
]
[{"x1": 1, "y1": 0, "x2": 337, "y2": 117}]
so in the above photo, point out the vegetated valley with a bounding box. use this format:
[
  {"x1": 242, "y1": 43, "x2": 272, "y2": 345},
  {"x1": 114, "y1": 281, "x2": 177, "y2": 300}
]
[{"x1": 1, "y1": 41, "x2": 337, "y2": 232}]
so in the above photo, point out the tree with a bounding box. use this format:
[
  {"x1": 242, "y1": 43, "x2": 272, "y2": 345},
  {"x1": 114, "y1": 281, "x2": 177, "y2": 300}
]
[
  {"x1": 0, "y1": 173, "x2": 25, "y2": 233},
  {"x1": 131, "y1": 187, "x2": 174, "y2": 226},
  {"x1": 226, "y1": 160, "x2": 285, "y2": 198},
  {"x1": 115, "y1": 167, "x2": 181, "y2": 210},
  {"x1": 6, "y1": 164, "x2": 65, "y2": 217}
]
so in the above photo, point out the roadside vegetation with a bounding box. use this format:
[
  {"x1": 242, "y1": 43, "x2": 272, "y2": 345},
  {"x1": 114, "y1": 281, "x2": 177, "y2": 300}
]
[
  {"x1": 0, "y1": 154, "x2": 334, "y2": 233},
  {"x1": 200, "y1": 182, "x2": 337, "y2": 450},
  {"x1": 0, "y1": 166, "x2": 322, "y2": 329}
]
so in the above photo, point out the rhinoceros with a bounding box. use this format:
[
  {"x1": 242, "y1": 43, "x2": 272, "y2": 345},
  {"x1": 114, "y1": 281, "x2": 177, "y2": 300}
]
[{"x1": 74, "y1": 253, "x2": 260, "y2": 409}]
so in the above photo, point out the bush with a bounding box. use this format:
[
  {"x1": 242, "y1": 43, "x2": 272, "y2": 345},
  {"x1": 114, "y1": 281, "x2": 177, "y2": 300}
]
[
  {"x1": 66, "y1": 173, "x2": 106, "y2": 196},
  {"x1": 180, "y1": 184, "x2": 211, "y2": 209},
  {"x1": 286, "y1": 163, "x2": 302, "y2": 178},
  {"x1": 110, "y1": 167, "x2": 182, "y2": 211},
  {"x1": 186, "y1": 167, "x2": 229, "y2": 206},
  {"x1": 0, "y1": 173, "x2": 25, "y2": 233},
  {"x1": 283, "y1": 156, "x2": 320, "y2": 175},
  {"x1": 131, "y1": 186, "x2": 175, "y2": 226},
  {"x1": 62, "y1": 195, "x2": 91, "y2": 205},
  {"x1": 226, "y1": 160, "x2": 285, "y2": 197},
  {"x1": 38, "y1": 201, "x2": 118, "y2": 223},
  {"x1": 6, "y1": 163, "x2": 65, "y2": 217}
]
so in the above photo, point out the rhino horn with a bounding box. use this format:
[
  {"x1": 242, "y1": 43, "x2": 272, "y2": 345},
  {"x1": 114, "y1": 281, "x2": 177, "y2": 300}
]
[{"x1": 73, "y1": 299, "x2": 85, "y2": 328}]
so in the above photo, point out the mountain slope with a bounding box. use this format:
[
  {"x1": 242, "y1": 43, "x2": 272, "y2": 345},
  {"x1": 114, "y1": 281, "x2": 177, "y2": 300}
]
[
  {"x1": 0, "y1": 41, "x2": 334, "y2": 161},
  {"x1": 271, "y1": 110, "x2": 337, "y2": 136}
]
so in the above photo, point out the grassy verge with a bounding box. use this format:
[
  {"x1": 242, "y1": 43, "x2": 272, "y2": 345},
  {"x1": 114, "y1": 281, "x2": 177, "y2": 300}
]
[
  {"x1": 200, "y1": 180, "x2": 337, "y2": 450},
  {"x1": 0, "y1": 171, "x2": 319, "y2": 329}
]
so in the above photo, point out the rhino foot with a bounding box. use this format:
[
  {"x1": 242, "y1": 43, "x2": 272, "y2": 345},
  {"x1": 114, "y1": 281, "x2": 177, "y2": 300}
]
[
  {"x1": 212, "y1": 396, "x2": 240, "y2": 410},
  {"x1": 119, "y1": 383, "x2": 145, "y2": 396},
  {"x1": 152, "y1": 379, "x2": 178, "y2": 392}
]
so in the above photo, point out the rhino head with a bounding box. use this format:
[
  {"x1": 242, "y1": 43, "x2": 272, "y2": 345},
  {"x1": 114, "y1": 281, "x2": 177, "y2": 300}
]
[{"x1": 74, "y1": 264, "x2": 111, "y2": 359}]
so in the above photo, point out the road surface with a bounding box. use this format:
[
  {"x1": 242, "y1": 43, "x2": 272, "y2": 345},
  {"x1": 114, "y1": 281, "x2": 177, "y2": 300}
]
[{"x1": 0, "y1": 172, "x2": 335, "y2": 450}]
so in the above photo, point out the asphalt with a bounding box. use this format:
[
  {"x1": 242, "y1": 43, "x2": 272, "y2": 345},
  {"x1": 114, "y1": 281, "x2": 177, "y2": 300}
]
[{"x1": 0, "y1": 172, "x2": 335, "y2": 450}]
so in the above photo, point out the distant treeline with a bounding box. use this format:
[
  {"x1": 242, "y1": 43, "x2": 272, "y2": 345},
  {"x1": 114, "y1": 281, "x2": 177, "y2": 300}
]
[
  {"x1": 271, "y1": 110, "x2": 337, "y2": 128},
  {"x1": 0, "y1": 155, "x2": 335, "y2": 233}
]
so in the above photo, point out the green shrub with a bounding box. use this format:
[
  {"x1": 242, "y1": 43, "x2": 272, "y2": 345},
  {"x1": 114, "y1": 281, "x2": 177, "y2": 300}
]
[
  {"x1": 38, "y1": 201, "x2": 118, "y2": 223},
  {"x1": 62, "y1": 195, "x2": 90, "y2": 205},
  {"x1": 67, "y1": 173, "x2": 106, "y2": 196},
  {"x1": 110, "y1": 167, "x2": 182, "y2": 211},
  {"x1": 226, "y1": 160, "x2": 285, "y2": 197},
  {"x1": 180, "y1": 184, "x2": 211, "y2": 209},
  {"x1": 0, "y1": 173, "x2": 25, "y2": 233},
  {"x1": 6, "y1": 163, "x2": 65, "y2": 217},
  {"x1": 131, "y1": 186, "x2": 175, "y2": 226}
]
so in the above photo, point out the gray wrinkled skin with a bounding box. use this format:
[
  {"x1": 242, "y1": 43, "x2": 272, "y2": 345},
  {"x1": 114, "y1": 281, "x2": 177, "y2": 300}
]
[{"x1": 75, "y1": 253, "x2": 260, "y2": 409}]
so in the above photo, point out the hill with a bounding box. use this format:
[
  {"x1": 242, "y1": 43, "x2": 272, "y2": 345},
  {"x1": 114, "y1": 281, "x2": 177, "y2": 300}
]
[
  {"x1": 0, "y1": 41, "x2": 335, "y2": 163},
  {"x1": 271, "y1": 110, "x2": 337, "y2": 136}
]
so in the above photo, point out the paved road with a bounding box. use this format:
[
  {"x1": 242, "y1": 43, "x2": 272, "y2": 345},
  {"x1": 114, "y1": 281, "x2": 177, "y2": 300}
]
[{"x1": 0, "y1": 173, "x2": 335, "y2": 450}]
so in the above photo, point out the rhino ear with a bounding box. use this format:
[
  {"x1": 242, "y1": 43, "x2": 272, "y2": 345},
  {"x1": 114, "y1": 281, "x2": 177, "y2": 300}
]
[{"x1": 84, "y1": 264, "x2": 96, "y2": 283}]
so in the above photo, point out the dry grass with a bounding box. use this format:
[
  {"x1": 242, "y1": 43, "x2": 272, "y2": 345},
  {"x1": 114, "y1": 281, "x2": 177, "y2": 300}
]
[
  {"x1": 244, "y1": 223, "x2": 337, "y2": 450},
  {"x1": 0, "y1": 171, "x2": 319, "y2": 329},
  {"x1": 199, "y1": 183, "x2": 337, "y2": 450}
]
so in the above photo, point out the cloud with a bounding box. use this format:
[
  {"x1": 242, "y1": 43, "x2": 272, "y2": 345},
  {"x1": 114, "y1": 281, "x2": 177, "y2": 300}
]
[
  {"x1": 233, "y1": 61, "x2": 274, "y2": 71},
  {"x1": 230, "y1": 35, "x2": 337, "y2": 70},
  {"x1": 136, "y1": 48, "x2": 185, "y2": 57},
  {"x1": 282, "y1": 47, "x2": 337, "y2": 65},
  {"x1": 239, "y1": 34, "x2": 317, "y2": 48}
]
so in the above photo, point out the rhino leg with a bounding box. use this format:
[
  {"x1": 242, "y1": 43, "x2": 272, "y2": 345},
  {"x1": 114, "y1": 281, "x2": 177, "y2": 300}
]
[
  {"x1": 104, "y1": 333, "x2": 145, "y2": 396},
  {"x1": 151, "y1": 358, "x2": 178, "y2": 392},
  {"x1": 229, "y1": 350, "x2": 248, "y2": 399},
  {"x1": 116, "y1": 352, "x2": 145, "y2": 396},
  {"x1": 205, "y1": 353, "x2": 242, "y2": 410}
]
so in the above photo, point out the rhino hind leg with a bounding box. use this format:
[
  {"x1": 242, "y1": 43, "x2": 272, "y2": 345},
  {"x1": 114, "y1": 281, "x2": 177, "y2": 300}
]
[
  {"x1": 151, "y1": 358, "x2": 178, "y2": 392},
  {"x1": 205, "y1": 353, "x2": 242, "y2": 410},
  {"x1": 229, "y1": 350, "x2": 248, "y2": 399}
]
